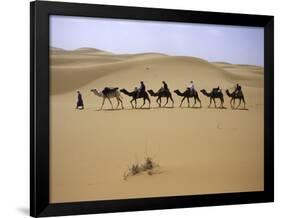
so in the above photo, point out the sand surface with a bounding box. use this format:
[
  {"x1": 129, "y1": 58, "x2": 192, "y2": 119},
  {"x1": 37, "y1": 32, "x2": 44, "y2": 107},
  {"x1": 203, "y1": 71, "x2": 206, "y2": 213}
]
[{"x1": 50, "y1": 48, "x2": 264, "y2": 203}]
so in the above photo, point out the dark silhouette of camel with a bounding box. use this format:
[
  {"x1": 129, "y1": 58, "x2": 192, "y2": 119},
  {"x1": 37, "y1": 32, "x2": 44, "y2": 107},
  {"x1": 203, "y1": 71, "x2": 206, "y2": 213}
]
[
  {"x1": 200, "y1": 89, "x2": 224, "y2": 108},
  {"x1": 120, "y1": 89, "x2": 151, "y2": 109},
  {"x1": 174, "y1": 89, "x2": 202, "y2": 108},
  {"x1": 147, "y1": 88, "x2": 174, "y2": 107},
  {"x1": 226, "y1": 89, "x2": 246, "y2": 109},
  {"x1": 91, "y1": 88, "x2": 123, "y2": 110}
]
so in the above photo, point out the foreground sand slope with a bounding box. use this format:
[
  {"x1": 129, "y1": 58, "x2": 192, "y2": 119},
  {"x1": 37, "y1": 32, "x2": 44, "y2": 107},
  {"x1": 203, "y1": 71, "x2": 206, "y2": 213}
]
[{"x1": 50, "y1": 48, "x2": 264, "y2": 203}]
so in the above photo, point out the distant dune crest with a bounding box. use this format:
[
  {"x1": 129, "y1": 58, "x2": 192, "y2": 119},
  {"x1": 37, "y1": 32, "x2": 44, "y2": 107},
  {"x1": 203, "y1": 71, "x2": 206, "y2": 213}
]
[{"x1": 50, "y1": 47, "x2": 264, "y2": 95}]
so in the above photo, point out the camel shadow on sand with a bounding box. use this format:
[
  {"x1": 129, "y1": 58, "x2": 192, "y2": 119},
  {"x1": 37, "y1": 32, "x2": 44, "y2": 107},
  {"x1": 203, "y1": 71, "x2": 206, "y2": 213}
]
[
  {"x1": 79, "y1": 106, "x2": 249, "y2": 112},
  {"x1": 231, "y1": 107, "x2": 249, "y2": 111},
  {"x1": 95, "y1": 108, "x2": 123, "y2": 112},
  {"x1": 207, "y1": 106, "x2": 228, "y2": 110},
  {"x1": 178, "y1": 106, "x2": 202, "y2": 109},
  {"x1": 123, "y1": 107, "x2": 151, "y2": 111}
]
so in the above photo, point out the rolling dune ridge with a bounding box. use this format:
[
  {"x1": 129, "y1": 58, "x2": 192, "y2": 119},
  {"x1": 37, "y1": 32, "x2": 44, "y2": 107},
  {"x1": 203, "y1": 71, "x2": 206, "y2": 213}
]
[{"x1": 50, "y1": 47, "x2": 264, "y2": 203}]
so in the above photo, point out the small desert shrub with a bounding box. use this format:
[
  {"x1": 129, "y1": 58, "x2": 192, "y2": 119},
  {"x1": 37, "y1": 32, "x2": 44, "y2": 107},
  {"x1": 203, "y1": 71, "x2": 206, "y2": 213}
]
[
  {"x1": 123, "y1": 157, "x2": 159, "y2": 180},
  {"x1": 142, "y1": 157, "x2": 153, "y2": 170},
  {"x1": 131, "y1": 164, "x2": 140, "y2": 175}
]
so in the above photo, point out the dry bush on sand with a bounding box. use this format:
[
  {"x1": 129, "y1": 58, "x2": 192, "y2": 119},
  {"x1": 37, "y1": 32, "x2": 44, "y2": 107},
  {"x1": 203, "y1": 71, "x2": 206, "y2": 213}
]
[{"x1": 123, "y1": 157, "x2": 160, "y2": 180}]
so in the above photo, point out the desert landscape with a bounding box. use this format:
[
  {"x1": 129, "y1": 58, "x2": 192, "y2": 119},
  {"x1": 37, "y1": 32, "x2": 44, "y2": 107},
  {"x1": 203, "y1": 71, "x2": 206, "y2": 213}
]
[{"x1": 49, "y1": 47, "x2": 264, "y2": 203}]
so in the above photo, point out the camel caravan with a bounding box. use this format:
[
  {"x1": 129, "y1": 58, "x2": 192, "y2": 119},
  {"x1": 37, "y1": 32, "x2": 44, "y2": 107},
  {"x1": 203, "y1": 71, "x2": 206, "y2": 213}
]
[{"x1": 76, "y1": 81, "x2": 246, "y2": 111}]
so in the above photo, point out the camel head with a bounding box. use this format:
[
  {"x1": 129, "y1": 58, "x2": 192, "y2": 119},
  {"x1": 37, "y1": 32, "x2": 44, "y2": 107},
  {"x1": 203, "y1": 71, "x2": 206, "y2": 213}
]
[
  {"x1": 174, "y1": 89, "x2": 183, "y2": 96},
  {"x1": 147, "y1": 89, "x2": 156, "y2": 96},
  {"x1": 200, "y1": 89, "x2": 211, "y2": 97},
  {"x1": 200, "y1": 89, "x2": 207, "y2": 94},
  {"x1": 120, "y1": 89, "x2": 130, "y2": 95},
  {"x1": 225, "y1": 89, "x2": 232, "y2": 97},
  {"x1": 90, "y1": 89, "x2": 102, "y2": 97}
]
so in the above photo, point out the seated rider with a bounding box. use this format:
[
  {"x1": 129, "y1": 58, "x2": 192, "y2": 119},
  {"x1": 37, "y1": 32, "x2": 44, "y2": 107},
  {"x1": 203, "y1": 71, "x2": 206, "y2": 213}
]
[
  {"x1": 235, "y1": 83, "x2": 242, "y2": 95},
  {"x1": 162, "y1": 81, "x2": 169, "y2": 92},
  {"x1": 137, "y1": 81, "x2": 146, "y2": 97},
  {"x1": 212, "y1": 86, "x2": 221, "y2": 94},
  {"x1": 187, "y1": 81, "x2": 195, "y2": 95}
]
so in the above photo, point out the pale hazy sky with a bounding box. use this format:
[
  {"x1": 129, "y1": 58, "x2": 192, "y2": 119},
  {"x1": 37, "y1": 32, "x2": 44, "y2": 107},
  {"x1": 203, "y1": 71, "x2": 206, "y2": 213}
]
[{"x1": 50, "y1": 15, "x2": 264, "y2": 66}]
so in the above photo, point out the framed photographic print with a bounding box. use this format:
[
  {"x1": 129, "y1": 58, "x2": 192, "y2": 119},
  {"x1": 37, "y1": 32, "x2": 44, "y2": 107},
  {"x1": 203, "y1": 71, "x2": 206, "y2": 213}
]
[{"x1": 30, "y1": 1, "x2": 274, "y2": 217}]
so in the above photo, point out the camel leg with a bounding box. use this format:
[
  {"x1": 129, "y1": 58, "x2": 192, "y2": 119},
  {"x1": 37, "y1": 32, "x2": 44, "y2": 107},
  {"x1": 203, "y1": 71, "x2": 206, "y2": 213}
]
[
  {"x1": 116, "y1": 97, "x2": 120, "y2": 109},
  {"x1": 147, "y1": 97, "x2": 151, "y2": 108},
  {"x1": 107, "y1": 98, "x2": 113, "y2": 109},
  {"x1": 135, "y1": 99, "x2": 137, "y2": 108},
  {"x1": 187, "y1": 97, "x2": 190, "y2": 108},
  {"x1": 140, "y1": 97, "x2": 146, "y2": 108},
  {"x1": 130, "y1": 99, "x2": 135, "y2": 109},
  {"x1": 192, "y1": 97, "x2": 196, "y2": 107},
  {"x1": 220, "y1": 97, "x2": 224, "y2": 108},
  {"x1": 180, "y1": 97, "x2": 185, "y2": 107},
  {"x1": 156, "y1": 97, "x2": 161, "y2": 107},
  {"x1": 119, "y1": 98, "x2": 124, "y2": 109},
  {"x1": 100, "y1": 97, "x2": 105, "y2": 110},
  {"x1": 230, "y1": 98, "x2": 234, "y2": 109},
  {"x1": 236, "y1": 98, "x2": 242, "y2": 109},
  {"x1": 208, "y1": 98, "x2": 212, "y2": 108},
  {"x1": 170, "y1": 96, "x2": 174, "y2": 107},
  {"x1": 213, "y1": 99, "x2": 217, "y2": 108},
  {"x1": 242, "y1": 96, "x2": 246, "y2": 109},
  {"x1": 164, "y1": 97, "x2": 169, "y2": 107},
  {"x1": 196, "y1": 96, "x2": 201, "y2": 108},
  {"x1": 117, "y1": 97, "x2": 123, "y2": 109}
]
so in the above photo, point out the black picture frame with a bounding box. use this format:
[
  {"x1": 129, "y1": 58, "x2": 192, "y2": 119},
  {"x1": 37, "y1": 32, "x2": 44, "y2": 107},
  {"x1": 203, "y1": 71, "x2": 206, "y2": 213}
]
[{"x1": 30, "y1": 1, "x2": 274, "y2": 217}]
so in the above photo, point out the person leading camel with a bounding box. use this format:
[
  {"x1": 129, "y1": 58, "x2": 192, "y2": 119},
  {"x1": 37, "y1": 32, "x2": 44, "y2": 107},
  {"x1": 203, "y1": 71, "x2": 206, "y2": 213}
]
[{"x1": 76, "y1": 91, "x2": 84, "y2": 110}]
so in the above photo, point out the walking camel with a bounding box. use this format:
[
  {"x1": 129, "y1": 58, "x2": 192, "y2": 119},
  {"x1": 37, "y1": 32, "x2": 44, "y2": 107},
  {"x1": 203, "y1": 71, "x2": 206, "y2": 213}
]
[
  {"x1": 120, "y1": 88, "x2": 151, "y2": 109},
  {"x1": 174, "y1": 89, "x2": 202, "y2": 108},
  {"x1": 225, "y1": 89, "x2": 246, "y2": 109},
  {"x1": 90, "y1": 88, "x2": 124, "y2": 110},
  {"x1": 200, "y1": 89, "x2": 224, "y2": 108},
  {"x1": 147, "y1": 88, "x2": 174, "y2": 107}
]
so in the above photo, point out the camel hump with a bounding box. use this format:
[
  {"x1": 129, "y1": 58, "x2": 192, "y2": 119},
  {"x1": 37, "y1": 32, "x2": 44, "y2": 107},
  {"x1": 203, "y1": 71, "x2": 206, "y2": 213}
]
[
  {"x1": 102, "y1": 87, "x2": 119, "y2": 96},
  {"x1": 158, "y1": 87, "x2": 164, "y2": 93}
]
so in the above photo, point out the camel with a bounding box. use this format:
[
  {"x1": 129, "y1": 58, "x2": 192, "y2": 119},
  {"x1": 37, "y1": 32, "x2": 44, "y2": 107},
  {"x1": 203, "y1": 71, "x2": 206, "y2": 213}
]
[
  {"x1": 90, "y1": 88, "x2": 123, "y2": 110},
  {"x1": 147, "y1": 88, "x2": 174, "y2": 107},
  {"x1": 200, "y1": 89, "x2": 224, "y2": 108},
  {"x1": 174, "y1": 89, "x2": 202, "y2": 108},
  {"x1": 120, "y1": 89, "x2": 151, "y2": 109},
  {"x1": 225, "y1": 89, "x2": 246, "y2": 109}
]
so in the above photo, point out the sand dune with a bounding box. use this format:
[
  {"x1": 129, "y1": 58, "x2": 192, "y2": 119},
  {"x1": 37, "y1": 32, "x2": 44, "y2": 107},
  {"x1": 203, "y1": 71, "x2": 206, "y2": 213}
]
[
  {"x1": 51, "y1": 49, "x2": 235, "y2": 95},
  {"x1": 50, "y1": 48, "x2": 264, "y2": 203},
  {"x1": 212, "y1": 62, "x2": 263, "y2": 87}
]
